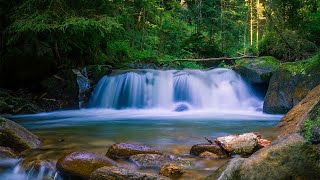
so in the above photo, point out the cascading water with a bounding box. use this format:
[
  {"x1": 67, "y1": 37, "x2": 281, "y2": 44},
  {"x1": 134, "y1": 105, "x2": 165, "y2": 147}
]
[
  {"x1": 89, "y1": 68, "x2": 262, "y2": 112},
  {"x1": 2, "y1": 68, "x2": 283, "y2": 180}
]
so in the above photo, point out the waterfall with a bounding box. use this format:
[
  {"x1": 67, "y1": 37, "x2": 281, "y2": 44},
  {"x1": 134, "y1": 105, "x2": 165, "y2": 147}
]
[{"x1": 89, "y1": 68, "x2": 262, "y2": 112}]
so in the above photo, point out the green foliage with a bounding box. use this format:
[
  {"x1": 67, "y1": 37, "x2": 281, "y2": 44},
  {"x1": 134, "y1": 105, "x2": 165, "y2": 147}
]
[
  {"x1": 303, "y1": 107, "x2": 320, "y2": 143},
  {"x1": 259, "y1": 30, "x2": 318, "y2": 62},
  {"x1": 281, "y1": 53, "x2": 320, "y2": 75}
]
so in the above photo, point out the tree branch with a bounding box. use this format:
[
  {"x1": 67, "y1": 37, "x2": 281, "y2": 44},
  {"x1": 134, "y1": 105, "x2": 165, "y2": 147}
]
[{"x1": 173, "y1": 56, "x2": 257, "y2": 62}]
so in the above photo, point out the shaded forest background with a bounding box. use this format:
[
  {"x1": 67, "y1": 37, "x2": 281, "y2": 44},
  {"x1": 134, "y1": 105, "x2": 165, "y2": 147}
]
[{"x1": 0, "y1": 0, "x2": 319, "y2": 89}]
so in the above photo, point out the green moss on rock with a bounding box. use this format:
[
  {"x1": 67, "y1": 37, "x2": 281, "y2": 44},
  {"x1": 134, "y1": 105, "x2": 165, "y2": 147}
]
[
  {"x1": 263, "y1": 54, "x2": 320, "y2": 114},
  {"x1": 234, "y1": 56, "x2": 280, "y2": 83}
]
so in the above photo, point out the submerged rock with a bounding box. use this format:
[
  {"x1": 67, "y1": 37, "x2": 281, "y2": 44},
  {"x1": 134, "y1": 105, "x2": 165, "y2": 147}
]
[
  {"x1": 215, "y1": 132, "x2": 269, "y2": 156},
  {"x1": 199, "y1": 151, "x2": 220, "y2": 159},
  {"x1": 174, "y1": 103, "x2": 190, "y2": 112},
  {"x1": 106, "y1": 143, "x2": 162, "y2": 159},
  {"x1": 205, "y1": 134, "x2": 320, "y2": 179},
  {"x1": 56, "y1": 151, "x2": 118, "y2": 179},
  {"x1": 190, "y1": 144, "x2": 228, "y2": 158},
  {"x1": 0, "y1": 147, "x2": 17, "y2": 159},
  {"x1": 90, "y1": 166, "x2": 168, "y2": 180},
  {"x1": 21, "y1": 159, "x2": 56, "y2": 178},
  {"x1": 129, "y1": 154, "x2": 192, "y2": 168},
  {"x1": 0, "y1": 117, "x2": 40, "y2": 153},
  {"x1": 263, "y1": 55, "x2": 320, "y2": 114},
  {"x1": 234, "y1": 56, "x2": 280, "y2": 84},
  {"x1": 159, "y1": 163, "x2": 184, "y2": 178}
]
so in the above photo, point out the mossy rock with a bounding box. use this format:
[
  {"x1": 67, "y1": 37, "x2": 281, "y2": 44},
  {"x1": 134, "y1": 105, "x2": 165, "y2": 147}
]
[
  {"x1": 41, "y1": 70, "x2": 78, "y2": 109},
  {"x1": 0, "y1": 89, "x2": 42, "y2": 115},
  {"x1": 0, "y1": 117, "x2": 41, "y2": 153},
  {"x1": 205, "y1": 134, "x2": 320, "y2": 180},
  {"x1": 234, "y1": 56, "x2": 280, "y2": 83},
  {"x1": 263, "y1": 54, "x2": 320, "y2": 114},
  {"x1": 86, "y1": 65, "x2": 112, "y2": 84}
]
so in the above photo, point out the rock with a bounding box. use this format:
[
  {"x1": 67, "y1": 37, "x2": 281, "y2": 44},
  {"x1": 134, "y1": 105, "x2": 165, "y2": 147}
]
[
  {"x1": 199, "y1": 151, "x2": 220, "y2": 159},
  {"x1": 0, "y1": 89, "x2": 42, "y2": 115},
  {"x1": 21, "y1": 159, "x2": 56, "y2": 178},
  {"x1": 0, "y1": 117, "x2": 40, "y2": 153},
  {"x1": 174, "y1": 103, "x2": 190, "y2": 112},
  {"x1": 90, "y1": 166, "x2": 168, "y2": 180},
  {"x1": 86, "y1": 65, "x2": 112, "y2": 84},
  {"x1": 106, "y1": 143, "x2": 162, "y2": 159},
  {"x1": 0, "y1": 147, "x2": 17, "y2": 159},
  {"x1": 190, "y1": 143, "x2": 228, "y2": 158},
  {"x1": 263, "y1": 55, "x2": 320, "y2": 114},
  {"x1": 205, "y1": 134, "x2": 320, "y2": 179},
  {"x1": 278, "y1": 85, "x2": 320, "y2": 142},
  {"x1": 234, "y1": 56, "x2": 280, "y2": 84},
  {"x1": 56, "y1": 151, "x2": 119, "y2": 179},
  {"x1": 204, "y1": 158, "x2": 245, "y2": 180},
  {"x1": 159, "y1": 163, "x2": 184, "y2": 178},
  {"x1": 129, "y1": 154, "x2": 192, "y2": 168},
  {"x1": 215, "y1": 132, "x2": 268, "y2": 156},
  {"x1": 41, "y1": 69, "x2": 79, "y2": 109},
  {"x1": 22, "y1": 159, "x2": 55, "y2": 172}
]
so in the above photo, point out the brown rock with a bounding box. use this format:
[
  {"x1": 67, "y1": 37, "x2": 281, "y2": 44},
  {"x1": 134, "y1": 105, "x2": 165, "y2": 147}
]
[
  {"x1": 257, "y1": 138, "x2": 271, "y2": 148},
  {"x1": 0, "y1": 117, "x2": 41, "y2": 153},
  {"x1": 90, "y1": 166, "x2": 168, "y2": 180},
  {"x1": 0, "y1": 146, "x2": 17, "y2": 159},
  {"x1": 215, "y1": 132, "x2": 265, "y2": 156},
  {"x1": 190, "y1": 143, "x2": 227, "y2": 158},
  {"x1": 106, "y1": 143, "x2": 162, "y2": 159},
  {"x1": 129, "y1": 154, "x2": 192, "y2": 168},
  {"x1": 278, "y1": 85, "x2": 320, "y2": 136},
  {"x1": 159, "y1": 163, "x2": 184, "y2": 178},
  {"x1": 199, "y1": 151, "x2": 220, "y2": 159},
  {"x1": 56, "y1": 151, "x2": 119, "y2": 179}
]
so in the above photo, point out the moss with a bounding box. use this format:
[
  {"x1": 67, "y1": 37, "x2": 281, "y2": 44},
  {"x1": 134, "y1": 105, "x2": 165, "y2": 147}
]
[
  {"x1": 302, "y1": 107, "x2": 320, "y2": 143},
  {"x1": 281, "y1": 53, "x2": 320, "y2": 76}
]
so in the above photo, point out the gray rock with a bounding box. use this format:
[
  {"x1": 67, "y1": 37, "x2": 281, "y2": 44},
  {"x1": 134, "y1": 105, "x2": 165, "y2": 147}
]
[
  {"x1": 90, "y1": 166, "x2": 168, "y2": 180},
  {"x1": 0, "y1": 117, "x2": 40, "y2": 153},
  {"x1": 129, "y1": 154, "x2": 192, "y2": 168},
  {"x1": 106, "y1": 143, "x2": 162, "y2": 159},
  {"x1": 263, "y1": 57, "x2": 320, "y2": 114}
]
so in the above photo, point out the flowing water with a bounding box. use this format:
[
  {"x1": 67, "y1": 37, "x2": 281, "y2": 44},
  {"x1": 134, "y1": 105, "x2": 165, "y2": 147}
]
[{"x1": 1, "y1": 68, "x2": 283, "y2": 179}]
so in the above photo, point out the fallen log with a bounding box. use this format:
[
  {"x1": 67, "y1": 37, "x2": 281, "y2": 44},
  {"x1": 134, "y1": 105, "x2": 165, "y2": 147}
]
[{"x1": 173, "y1": 55, "x2": 257, "y2": 62}]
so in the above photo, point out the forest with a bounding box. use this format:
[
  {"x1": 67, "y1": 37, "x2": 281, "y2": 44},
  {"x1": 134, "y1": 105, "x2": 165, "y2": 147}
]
[
  {"x1": 0, "y1": 1, "x2": 320, "y2": 180},
  {"x1": 1, "y1": 0, "x2": 319, "y2": 88}
]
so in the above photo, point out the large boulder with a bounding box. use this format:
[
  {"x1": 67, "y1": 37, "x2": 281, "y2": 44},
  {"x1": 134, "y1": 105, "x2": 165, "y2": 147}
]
[
  {"x1": 0, "y1": 147, "x2": 17, "y2": 159},
  {"x1": 56, "y1": 151, "x2": 119, "y2": 179},
  {"x1": 215, "y1": 132, "x2": 270, "y2": 157},
  {"x1": 190, "y1": 143, "x2": 227, "y2": 158},
  {"x1": 106, "y1": 143, "x2": 162, "y2": 159},
  {"x1": 0, "y1": 117, "x2": 40, "y2": 153},
  {"x1": 263, "y1": 55, "x2": 320, "y2": 114},
  {"x1": 278, "y1": 85, "x2": 320, "y2": 140},
  {"x1": 234, "y1": 56, "x2": 280, "y2": 84},
  {"x1": 206, "y1": 85, "x2": 320, "y2": 179},
  {"x1": 90, "y1": 166, "x2": 168, "y2": 180},
  {"x1": 129, "y1": 154, "x2": 192, "y2": 168},
  {"x1": 205, "y1": 134, "x2": 320, "y2": 180}
]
